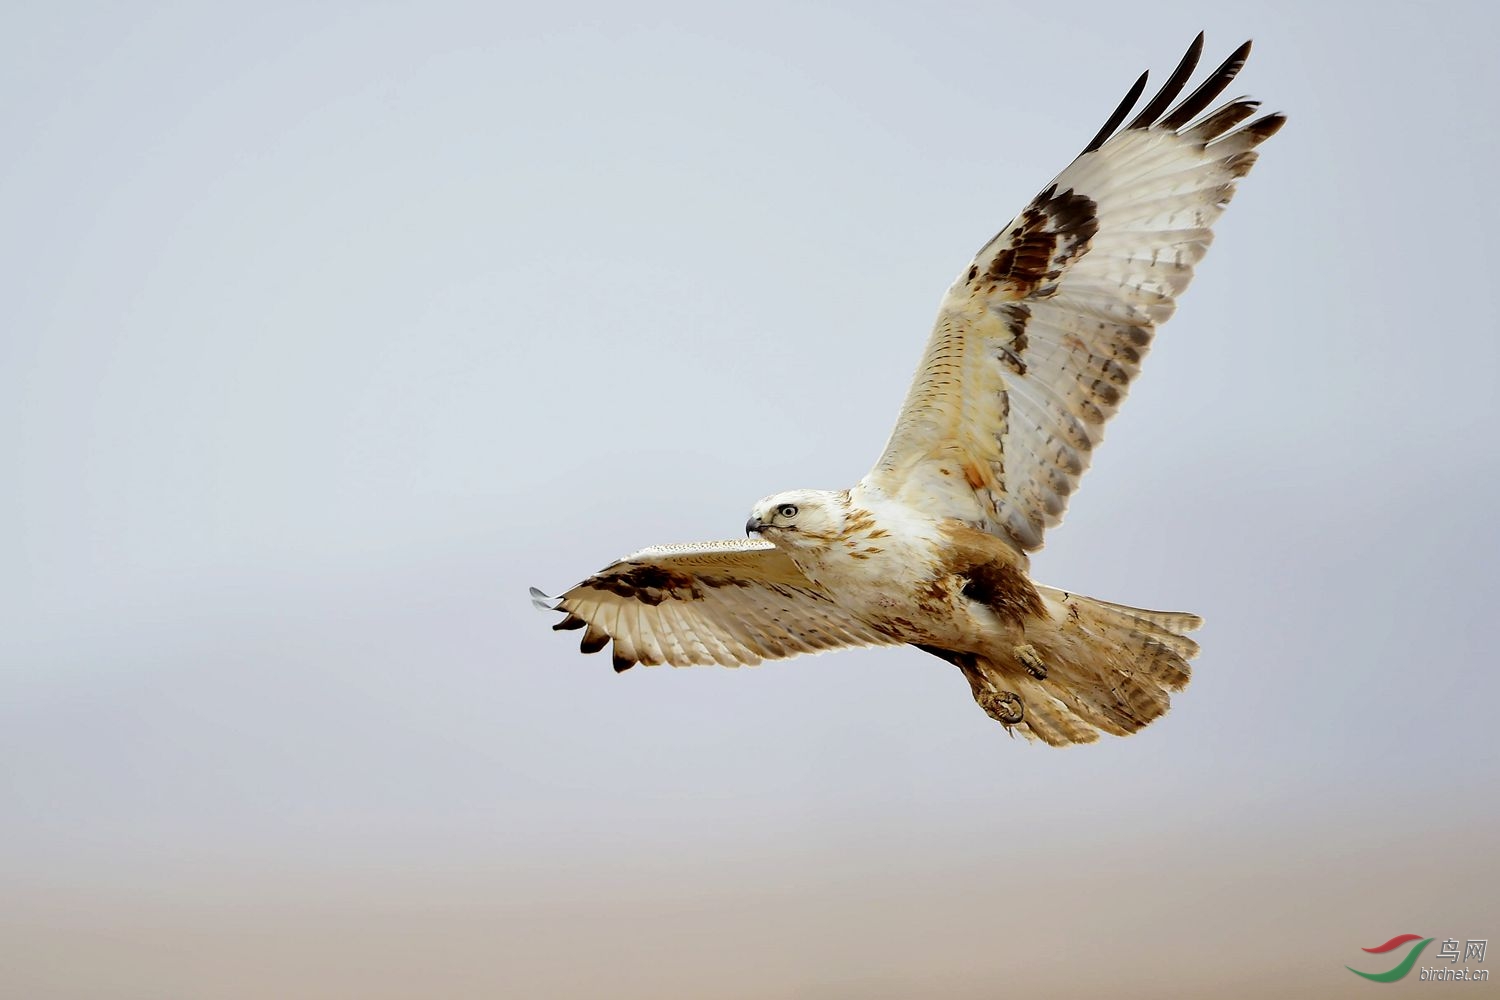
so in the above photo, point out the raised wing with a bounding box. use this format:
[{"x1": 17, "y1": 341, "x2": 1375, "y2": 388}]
[
  {"x1": 531, "y1": 539, "x2": 900, "y2": 671},
  {"x1": 865, "y1": 35, "x2": 1284, "y2": 551}
]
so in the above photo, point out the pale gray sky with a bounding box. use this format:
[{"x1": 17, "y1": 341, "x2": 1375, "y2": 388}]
[{"x1": 4, "y1": 2, "x2": 1497, "y2": 997}]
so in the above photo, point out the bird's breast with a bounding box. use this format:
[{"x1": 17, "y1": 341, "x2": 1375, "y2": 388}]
[
  {"x1": 792, "y1": 518, "x2": 952, "y2": 640},
  {"x1": 796, "y1": 512, "x2": 1039, "y2": 647}
]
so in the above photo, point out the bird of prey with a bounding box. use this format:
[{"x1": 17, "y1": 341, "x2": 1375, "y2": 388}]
[{"x1": 532, "y1": 34, "x2": 1283, "y2": 745}]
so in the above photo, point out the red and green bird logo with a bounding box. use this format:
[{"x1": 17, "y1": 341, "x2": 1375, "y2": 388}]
[{"x1": 1347, "y1": 934, "x2": 1434, "y2": 982}]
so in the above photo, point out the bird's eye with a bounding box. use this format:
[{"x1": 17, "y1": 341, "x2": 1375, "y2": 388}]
[{"x1": 778, "y1": 504, "x2": 799, "y2": 518}]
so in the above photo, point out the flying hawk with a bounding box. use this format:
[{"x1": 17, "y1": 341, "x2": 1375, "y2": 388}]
[{"x1": 532, "y1": 35, "x2": 1283, "y2": 745}]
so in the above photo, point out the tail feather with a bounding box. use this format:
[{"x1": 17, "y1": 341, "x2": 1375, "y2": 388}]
[
  {"x1": 1016, "y1": 680, "x2": 1103, "y2": 745},
  {"x1": 1067, "y1": 593, "x2": 1204, "y2": 636},
  {"x1": 1046, "y1": 659, "x2": 1169, "y2": 738},
  {"x1": 1038, "y1": 585, "x2": 1202, "y2": 675},
  {"x1": 922, "y1": 587, "x2": 1203, "y2": 746},
  {"x1": 1035, "y1": 585, "x2": 1199, "y2": 693}
]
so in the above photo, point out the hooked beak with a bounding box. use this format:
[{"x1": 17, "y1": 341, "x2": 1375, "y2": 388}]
[{"x1": 745, "y1": 516, "x2": 764, "y2": 536}]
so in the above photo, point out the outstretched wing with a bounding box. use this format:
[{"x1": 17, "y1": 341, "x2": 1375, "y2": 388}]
[
  {"x1": 532, "y1": 539, "x2": 899, "y2": 671},
  {"x1": 865, "y1": 35, "x2": 1284, "y2": 551}
]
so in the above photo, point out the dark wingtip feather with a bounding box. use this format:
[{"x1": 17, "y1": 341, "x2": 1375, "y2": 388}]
[
  {"x1": 1241, "y1": 112, "x2": 1288, "y2": 143},
  {"x1": 1208, "y1": 111, "x2": 1287, "y2": 150},
  {"x1": 552, "y1": 614, "x2": 587, "y2": 632},
  {"x1": 1081, "y1": 69, "x2": 1149, "y2": 155},
  {"x1": 1184, "y1": 98, "x2": 1259, "y2": 141},
  {"x1": 612, "y1": 650, "x2": 636, "y2": 672},
  {"x1": 1126, "y1": 32, "x2": 1204, "y2": 131},
  {"x1": 1160, "y1": 39, "x2": 1253, "y2": 131},
  {"x1": 1085, "y1": 36, "x2": 1282, "y2": 155},
  {"x1": 580, "y1": 630, "x2": 609, "y2": 655}
]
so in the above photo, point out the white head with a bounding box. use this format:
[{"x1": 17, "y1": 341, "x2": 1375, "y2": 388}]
[{"x1": 745, "y1": 489, "x2": 849, "y2": 550}]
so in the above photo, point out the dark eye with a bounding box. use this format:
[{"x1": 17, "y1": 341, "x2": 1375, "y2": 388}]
[{"x1": 778, "y1": 504, "x2": 799, "y2": 518}]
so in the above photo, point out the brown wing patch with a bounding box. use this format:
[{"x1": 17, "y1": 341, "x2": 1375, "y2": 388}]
[
  {"x1": 959, "y1": 560, "x2": 1046, "y2": 623},
  {"x1": 995, "y1": 303, "x2": 1030, "y2": 374},
  {"x1": 935, "y1": 520, "x2": 1044, "y2": 624},
  {"x1": 583, "y1": 564, "x2": 703, "y2": 606},
  {"x1": 981, "y1": 185, "x2": 1098, "y2": 299}
]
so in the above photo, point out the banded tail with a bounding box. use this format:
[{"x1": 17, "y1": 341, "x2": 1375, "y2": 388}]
[{"x1": 920, "y1": 587, "x2": 1202, "y2": 746}]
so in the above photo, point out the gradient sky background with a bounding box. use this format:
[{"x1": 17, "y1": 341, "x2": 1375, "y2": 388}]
[{"x1": 4, "y1": 2, "x2": 1497, "y2": 997}]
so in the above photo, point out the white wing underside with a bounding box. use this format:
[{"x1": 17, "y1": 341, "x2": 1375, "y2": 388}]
[
  {"x1": 533, "y1": 539, "x2": 899, "y2": 671},
  {"x1": 865, "y1": 38, "x2": 1283, "y2": 550}
]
